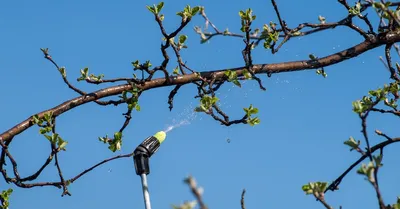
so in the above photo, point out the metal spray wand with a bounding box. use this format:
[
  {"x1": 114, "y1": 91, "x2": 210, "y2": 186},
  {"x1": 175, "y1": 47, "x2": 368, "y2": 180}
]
[{"x1": 133, "y1": 131, "x2": 166, "y2": 209}]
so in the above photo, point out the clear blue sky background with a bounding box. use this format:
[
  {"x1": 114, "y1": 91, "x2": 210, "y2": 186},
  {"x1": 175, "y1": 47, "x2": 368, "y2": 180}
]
[{"x1": 1, "y1": 0, "x2": 399, "y2": 209}]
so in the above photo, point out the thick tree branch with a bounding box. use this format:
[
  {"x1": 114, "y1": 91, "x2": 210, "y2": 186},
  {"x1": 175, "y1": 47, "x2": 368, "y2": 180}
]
[{"x1": 2, "y1": 31, "x2": 400, "y2": 142}]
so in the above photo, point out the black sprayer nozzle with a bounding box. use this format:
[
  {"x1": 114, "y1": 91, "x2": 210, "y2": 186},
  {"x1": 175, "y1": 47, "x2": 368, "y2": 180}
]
[{"x1": 133, "y1": 135, "x2": 163, "y2": 176}]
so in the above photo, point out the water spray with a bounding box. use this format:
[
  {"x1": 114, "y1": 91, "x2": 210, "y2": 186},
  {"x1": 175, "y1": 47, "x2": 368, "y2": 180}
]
[{"x1": 133, "y1": 131, "x2": 166, "y2": 209}]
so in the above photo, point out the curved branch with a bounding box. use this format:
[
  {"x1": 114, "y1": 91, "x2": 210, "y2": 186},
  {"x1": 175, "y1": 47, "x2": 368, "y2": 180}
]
[{"x1": 2, "y1": 31, "x2": 400, "y2": 142}]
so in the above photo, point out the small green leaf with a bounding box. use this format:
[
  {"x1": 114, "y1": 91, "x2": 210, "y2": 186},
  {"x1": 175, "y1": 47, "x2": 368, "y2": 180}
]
[
  {"x1": 344, "y1": 136, "x2": 360, "y2": 151},
  {"x1": 32, "y1": 114, "x2": 42, "y2": 125},
  {"x1": 173, "y1": 66, "x2": 180, "y2": 75},
  {"x1": 157, "y1": 2, "x2": 164, "y2": 13},
  {"x1": 179, "y1": 35, "x2": 187, "y2": 44},
  {"x1": 98, "y1": 136, "x2": 108, "y2": 144},
  {"x1": 146, "y1": 5, "x2": 156, "y2": 14},
  {"x1": 349, "y1": 2, "x2": 361, "y2": 15},
  {"x1": 135, "y1": 104, "x2": 141, "y2": 111},
  {"x1": 144, "y1": 60, "x2": 152, "y2": 68},
  {"x1": 309, "y1": 54, "x2": 317, "y2": 60},
  {"x1": 58, "y1": 67, "x2": 67, "y2": 77},
  {"x1": 243, "y1": 69, "x2": 252, "y2": 79},
  {"x1": 132, "y1": 60, "x2": 140, "y2": 68},
  {"x1": 0, "y1": 188, "x2": 13, "y2": 209},
  {"x1": 233, "y1": 80, "x2": 241, "y2": 87},
  {"x1": 191, "y1": 6, "x2": 200, "y2": 16},
  {"x1": 114, "y1": 132, "x2": 122, "y2": 140},
  {"x1": 247, "y1": 117, "x2": 260, "y2": 126}
]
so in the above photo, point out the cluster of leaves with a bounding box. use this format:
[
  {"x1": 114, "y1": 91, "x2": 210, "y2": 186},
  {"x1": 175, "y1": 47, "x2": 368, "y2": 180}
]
[
  {"x1": 239, "y1": 8, "x2": 256, "y2": 32},
  {"x1": 146, "y1": 2, "x2": 164, "y2": 16},
  {"x1": 32, "y1": 112, "x2": 68, "y2": 151},
  {"x1": 132, "y1": 60, "x2": 152, "y2": 70},
  {"x1": 98, "y1": 132, "x2": 123, "y2": 152},
  {"x1": 77, "y1": 67, "x2": 104, "y2": 82},
  {"x1": 176, "y1": 5, "x2": 200, "y2": 22},
  {"x1": 238, "y1": 8, "x2": 279, "y2": 49},
  {"x1": 120, "y1": 85, "x2": 142, "y2": 111},
  {"x1": 372, "y1": 2, "x2": 398, "y2": 21},
  {"x1": 224, "y1": 70, "x2": 252, "y2": 87},
  {"x1": 357, "y1": 155, "x2": 382, "y2": 184},
  {"x1": 147, "y1": 2, "x2": 200, "y2": 22},
  {"x1": 0, "y1": 189, "x2": 12, "y2": 209},
  {"x1": 302, "y1": 181, "x2": 328, "y2": 198},
  {"x1": 349, "y1": 2, "x2": 362, "y2": 16},
  {"x1": 260, "y1": 22, "x2": 279, "y2": 49},
  {"x1": 352, "y1": 82, "x2": 399, "y2": 114},
  {"x1": 243, "y1": 104, "x2": 260, "y2": 126},
  {"x1": 194, "y1": 95, "x2": 219, "y2": 113}
]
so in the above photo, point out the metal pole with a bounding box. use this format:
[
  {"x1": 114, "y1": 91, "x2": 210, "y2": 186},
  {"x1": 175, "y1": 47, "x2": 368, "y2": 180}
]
[{"x1": 140, "y1": 173, "x2": 152, "y2": 209}]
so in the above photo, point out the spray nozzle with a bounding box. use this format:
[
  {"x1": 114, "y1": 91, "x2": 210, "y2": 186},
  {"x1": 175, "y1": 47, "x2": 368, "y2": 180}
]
[{"x1": 133, "y1": 131, "x2": 167, "y2": 175}]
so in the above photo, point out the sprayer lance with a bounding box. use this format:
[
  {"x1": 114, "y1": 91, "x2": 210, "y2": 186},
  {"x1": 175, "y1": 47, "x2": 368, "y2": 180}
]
[{"x1": 133, "y1": 131, "x2": 166, "y2": 175}]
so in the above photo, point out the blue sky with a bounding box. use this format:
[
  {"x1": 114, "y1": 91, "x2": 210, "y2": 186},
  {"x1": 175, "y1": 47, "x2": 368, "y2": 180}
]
[{"x1": 1, "y1": 0, "x2": 399, "y2": 209}]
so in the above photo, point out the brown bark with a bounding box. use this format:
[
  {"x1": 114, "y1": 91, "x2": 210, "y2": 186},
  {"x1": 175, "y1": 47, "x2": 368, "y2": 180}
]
[{"x1": 1, "y1": 30, "x2": 400, "y2": 142}]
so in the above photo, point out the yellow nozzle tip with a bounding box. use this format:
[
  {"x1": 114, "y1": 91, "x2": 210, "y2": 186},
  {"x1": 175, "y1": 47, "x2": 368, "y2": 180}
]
[{"x1": 153, "y1": 131, "x2": 166, "y2": 144}]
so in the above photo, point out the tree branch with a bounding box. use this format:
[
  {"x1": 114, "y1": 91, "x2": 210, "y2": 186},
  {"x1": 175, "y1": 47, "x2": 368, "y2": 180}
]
[{"x1": 3, "y1": 30, "x2": 400, "y2": 142}]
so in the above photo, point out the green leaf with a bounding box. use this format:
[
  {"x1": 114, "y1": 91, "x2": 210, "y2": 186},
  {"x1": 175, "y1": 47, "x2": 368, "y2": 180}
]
[
  {"x1": 247, "y1": 117, "x2": 260, "y2": 126},
  {"x1": 357, "y1": 161, "x2": 376, "y2": 183},
  {"x1": 32, "y1": 114, "x2": 42, "y2": 125},
  {"x1": 352, "y1": 100, "x2": 364, "y2": 113},
  {"x1": 179, "y1": 35, "x2": 187, "y2": 44},
  {"x1": 349, "y1": 2, "x2": 361, "y2": 15},
  {"x1": 263, "y1": 41, "x2": 271, "y2": 49},
  {"x1": 144, "y1": 60, "x2": 152, "y2": 68},
  {"x1": 0, "y1": 188, "x2": 13, "y2": 209},
  {"x1": 108, "y1": 140, "x2": 122, "y2": 152},
  {"x1": 156, "y1": 2, "x2": 164, "y2": 13},
  {"x1": 243, "y1": 69, "x2": 252, "y2": 79},
  {"x1": 146, "y1": 5, "x2": 156, "y2": 14},
  {"x1": 243, "y1": 104, "x2": 259, "y2": 117},
  {"x1": 191, "y1": 6, "x2": 200, "y2": 16},
  {"x1": 58, "y1": 67, "x2": 67, "y2": 77},
  {"x1": 239, "y1": 11, "x2": 246, "y2": 19},
  {"x1": 301, "y1": 184, "x2": 313, "y2": 195},
  {"x1": 344, "y1": 136, "x2": 360, "y2": 150},
  {"x1": 198, "y1": 95, "x2": 219, "y2": 111},
  {"x1": 57, "y1": 136, "x2": 68, "y2": 151},
  {"x1": 301, "y1": 182, "x2": 329, "y2": 195},
  {"x1": 43, "y1": 112, "x2": 53, "y2": 122},
  {"x1": 98, "y1": 136, "x2": 108, "y2": 144},
  {"x1": 173, "y1": 66, "x2": 180, "y2": 75},
  {"x1": 232, "y1": 80, "x2": 241, "y2": 87},
  {"x1": 135, "y1": 104, "x2": 141, "y2": 111},
  {"x1": 77, "y1": 67, "x2": 89, "y2": 81},
  {"x1": 114, "y1": 132, "x2": 122, "y2": 141},
  {"x1": 132, "y1": 60, "x2": 140, "y2": 68},
  {"x1": 316, "y1": 69, "x2": 327, "y2": 78}
]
